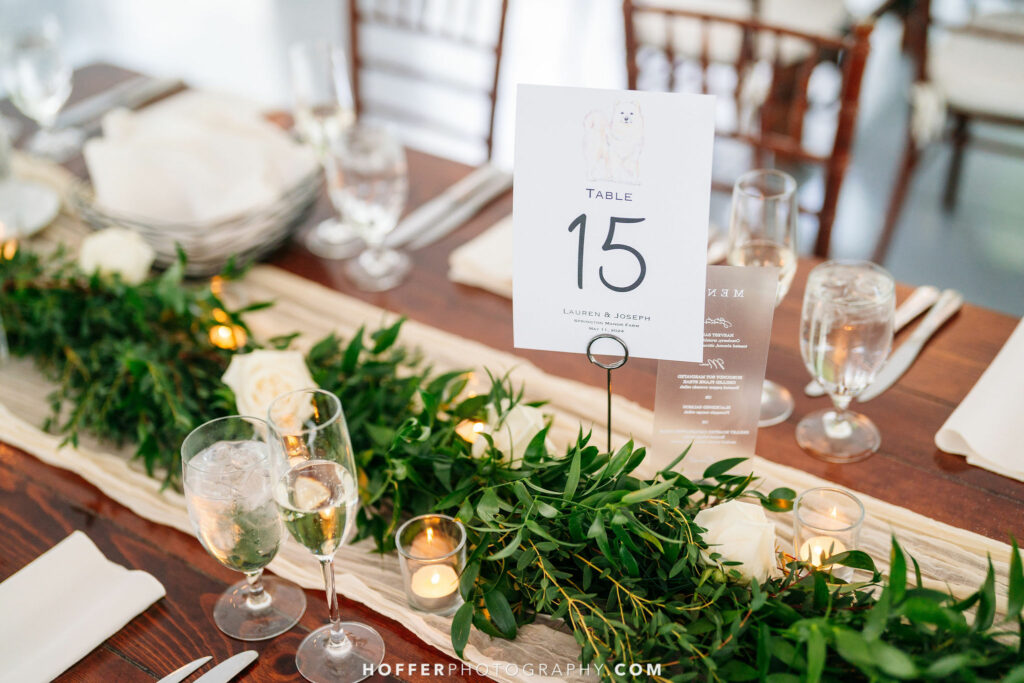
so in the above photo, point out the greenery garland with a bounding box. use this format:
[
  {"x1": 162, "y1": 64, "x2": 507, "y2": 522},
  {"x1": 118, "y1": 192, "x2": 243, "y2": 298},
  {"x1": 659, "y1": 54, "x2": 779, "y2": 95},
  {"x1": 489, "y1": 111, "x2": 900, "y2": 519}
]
[{"x1": 2, "y1": 247, "x2": 1023, "y2": 682}]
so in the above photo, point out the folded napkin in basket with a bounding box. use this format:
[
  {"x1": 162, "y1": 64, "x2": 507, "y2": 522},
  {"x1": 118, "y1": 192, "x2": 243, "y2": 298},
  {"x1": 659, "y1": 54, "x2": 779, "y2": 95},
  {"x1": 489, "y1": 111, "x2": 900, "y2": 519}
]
[
  {"x1": 0, "y1": 531, "x2": 166, "y2": 683},
  {"x1": 936, "y1": 317, "x2": 1024, "y2": 481},
  {"x1": 83, "y1": 90, "x2": 317, "y2": 224},
  {"x1": 449, "y1": 216, "x2": 728, "y2": 299}
]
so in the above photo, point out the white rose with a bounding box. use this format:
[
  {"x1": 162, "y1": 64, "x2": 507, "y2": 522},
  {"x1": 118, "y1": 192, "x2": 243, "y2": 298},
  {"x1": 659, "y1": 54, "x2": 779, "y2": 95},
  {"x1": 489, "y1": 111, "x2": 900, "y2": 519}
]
[
  {"x1": 694, "y1": 500, "x2": 777, "y2": 584},
  {"x1": 78, "y1": 228, "x2": 156, "y2": 285},
  {"x1": 471, "y1": 399, "x2": 549, "y2": 469},
  {"x1": 221, "y1": 350, "x2": 317, "y2": 423}
]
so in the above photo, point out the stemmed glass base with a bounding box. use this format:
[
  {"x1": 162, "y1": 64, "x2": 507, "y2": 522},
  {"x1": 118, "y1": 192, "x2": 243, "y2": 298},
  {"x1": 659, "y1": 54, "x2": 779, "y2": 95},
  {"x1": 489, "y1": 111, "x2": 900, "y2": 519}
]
[
  {"x1": 796, "y1": 408, "x2": 880, "y2": 463},
  {"x1": 344, "y1": 247, "x2": 410, "y2": 292},
  {"x1": 305, "y1": 218, "x2": 362, "y2": 260},
  {"x1": 296, "y1": 622, "x2": 385, "y2": 683},
  {"x1": 25, "y1": 127, "x2": 83, "y2": 162},
  {"x1": 758, "y1": 379, "x2": 794, "y2": 428},
  {"x1": 213, "y1": 575, "x2": 307, "y2": 641}
]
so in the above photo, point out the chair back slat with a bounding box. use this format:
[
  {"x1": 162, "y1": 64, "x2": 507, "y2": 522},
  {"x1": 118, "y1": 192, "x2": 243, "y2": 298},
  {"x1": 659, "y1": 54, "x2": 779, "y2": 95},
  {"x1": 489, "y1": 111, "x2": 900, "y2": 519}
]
[
  {"x1": 349, "y1": 0, "x2": 508, "y2": 160},
  {"x1": 623, "y1": 0, "x2": 872, "y2": 257}
]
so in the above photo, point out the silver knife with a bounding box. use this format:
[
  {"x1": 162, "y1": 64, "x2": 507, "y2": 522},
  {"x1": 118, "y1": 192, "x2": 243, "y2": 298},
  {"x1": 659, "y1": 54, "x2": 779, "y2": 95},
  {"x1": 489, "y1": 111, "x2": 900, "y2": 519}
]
[
  {"x1": 157, "y1": 656, "x2": 212, "y2": 683},
  {"x1": 193, "y1": 651, "x2": 259, "y2": 683},
  {"x1": 57, "y1": 76, "x2": 184, "y2": 135},
  {"x1": 386, "y1": 163, "x2": 503, "y2": 248},
  {"x1": 804, "y1": 285, "x2": 940, "y2": 397},
  {"x1": 406, "y1": 169, "x2": 512, "y2": 250},
  {"x1": 857, "y1": 288, "x2": 964, "y2": 402}
]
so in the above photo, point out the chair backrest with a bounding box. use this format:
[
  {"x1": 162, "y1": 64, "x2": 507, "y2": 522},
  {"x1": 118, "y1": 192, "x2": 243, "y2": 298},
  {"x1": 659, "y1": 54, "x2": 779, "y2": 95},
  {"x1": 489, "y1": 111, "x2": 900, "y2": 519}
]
[
  {"x1": 903, "y1": 0, "x2": 1024, "y2": 83},
  {"x1": 623, "y1": 0, "x2": 872, "y2": 257},
  {"x1": 348, "y1": 0, "x2": 509, "y2": 162}
]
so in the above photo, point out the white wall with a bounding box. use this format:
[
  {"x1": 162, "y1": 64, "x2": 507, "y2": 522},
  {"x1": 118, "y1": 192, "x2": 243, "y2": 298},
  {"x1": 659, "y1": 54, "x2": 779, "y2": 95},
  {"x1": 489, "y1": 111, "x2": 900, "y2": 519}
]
[{"x1": 0, "y1": 0, "x2": 626, "y2": 164}]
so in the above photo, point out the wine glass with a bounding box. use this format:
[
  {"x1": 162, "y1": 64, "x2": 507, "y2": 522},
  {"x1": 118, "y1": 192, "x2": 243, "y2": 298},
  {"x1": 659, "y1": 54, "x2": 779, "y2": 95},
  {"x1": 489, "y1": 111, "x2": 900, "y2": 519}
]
[
  {"x1": 289, "y1": 40, "x2": 360, "y2": 260},
  {"x1": 330, "y1": 124, "x2": 410, "y2": 292},
  {"x1": 726, "y1": 168, "x2": 799, "y2": 427},
  {"x1": 267, "y1": 389, "x2": 385, "y2": 683},
  {"x1": 181, "y1": 416, "x2": 307, "y2": 640},
  {"x1": 0, "y1": 16, "x2": 82, "y2": 160},
  {"x1": 797, "y1": 260, "x2": 895, "y2": 462}
]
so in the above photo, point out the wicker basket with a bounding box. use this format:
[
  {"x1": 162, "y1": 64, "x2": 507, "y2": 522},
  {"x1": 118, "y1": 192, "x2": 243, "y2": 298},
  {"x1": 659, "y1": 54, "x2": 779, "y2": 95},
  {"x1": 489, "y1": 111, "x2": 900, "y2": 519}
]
[{"x1": 69, "y1": 169, "x2": 321, "y2": 277}]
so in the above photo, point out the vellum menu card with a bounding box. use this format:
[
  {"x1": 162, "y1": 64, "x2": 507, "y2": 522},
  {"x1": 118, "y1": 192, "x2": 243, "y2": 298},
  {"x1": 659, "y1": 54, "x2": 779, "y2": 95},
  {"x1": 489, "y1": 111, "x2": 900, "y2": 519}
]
[
  {"x1": 512, "y1": 84, "x2": 715, "y2": 362},
  {"x1": 652, "y1": 266, "x2": 778, "y2": 471}
]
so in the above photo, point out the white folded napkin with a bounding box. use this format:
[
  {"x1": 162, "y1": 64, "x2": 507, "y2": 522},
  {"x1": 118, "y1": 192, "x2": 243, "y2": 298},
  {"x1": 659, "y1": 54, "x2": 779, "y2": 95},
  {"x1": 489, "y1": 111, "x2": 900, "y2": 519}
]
[
  {"x1": 449, "y1": 214, "x2": 515, "y2": 298},
  {"x1": 83, "y1": 90, "x2": 317, "y2": 224},
  {"x1": 0, "y1": 531, "x2": 166, "y2": 683},
  {"x1": 448, "y1": 216, "x2": 727, "y2": 299},
  {"x1": 936, "y1": 317, "x2": 1024, "y2": 481}
]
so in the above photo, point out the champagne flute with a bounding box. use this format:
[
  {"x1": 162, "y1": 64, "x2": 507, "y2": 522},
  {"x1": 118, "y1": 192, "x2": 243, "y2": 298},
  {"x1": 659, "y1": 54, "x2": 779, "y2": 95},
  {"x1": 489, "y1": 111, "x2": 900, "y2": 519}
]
[
  {"x1": 267, "y1": 389, "x2": 385, "y2": 683},
  {"x1": 331, "y1": 124, "x2": 410, "y2": 292},
  {"x1": 181, "y1": 416, "x2": 307, "y2": 640},
  {"x1": 0, "y1": 16, "x2": 82, "y2": 160},
  {"x1": 726, "y1": 168, "x2": 799, "y2": 427},
  {"x1": 798, "y1": 260, "x2": 895, "y2": 462},
  {"x1": 289, "y1": 40, "x2": 360, "y2": 260}
]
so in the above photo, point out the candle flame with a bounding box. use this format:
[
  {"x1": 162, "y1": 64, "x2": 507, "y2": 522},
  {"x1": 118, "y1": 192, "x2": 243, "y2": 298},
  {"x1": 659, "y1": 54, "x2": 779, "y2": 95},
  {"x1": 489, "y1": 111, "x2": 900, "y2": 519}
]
[
  {"x1": 431, "y1": 570, "x2": 440, "y2": 585},
  {"x1": 830, "y1": 506, "x2": 837, "y2": 519},
  {"x1": 427, "y1": 527, "x2": 434, "y2": 543},
  {"x1": 208, "y1": 322, "x2": 247, "y2": 350},
  {"x1": 455, "y1": 420, "x2": 486, "y2": 443}
]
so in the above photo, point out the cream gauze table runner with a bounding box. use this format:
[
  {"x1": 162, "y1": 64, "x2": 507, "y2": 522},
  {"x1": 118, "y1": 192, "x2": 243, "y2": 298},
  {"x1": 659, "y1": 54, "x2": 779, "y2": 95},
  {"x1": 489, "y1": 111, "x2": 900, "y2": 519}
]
[{"x1": 1, "y1": 156, "x2": 1018, "y2": 683}]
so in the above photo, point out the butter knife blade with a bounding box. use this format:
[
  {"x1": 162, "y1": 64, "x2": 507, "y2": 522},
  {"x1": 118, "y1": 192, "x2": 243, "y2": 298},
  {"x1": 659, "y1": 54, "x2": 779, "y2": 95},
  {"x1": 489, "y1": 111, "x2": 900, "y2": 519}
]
[
  {"x1": 193, "y1": 651, "x2": 258, "y2": 683},
  {"x1": 857, "y1": 289, "x2": 964, "y2": 402},
  {"x1": 406, "y1": 169, "x2": 512, "y2": 250},
  {"x1": 804, "y1": 285, "x2": 940, "y2": 397},
  {"x1": 156, "y1": 656, "x2": 212, "y2": 683},
  {"x1": 386, "y1": 163, "x2": 501, "y2": 248},
  {"x1": 58, "y1": 76, "x2": 184, "y2": 134}
]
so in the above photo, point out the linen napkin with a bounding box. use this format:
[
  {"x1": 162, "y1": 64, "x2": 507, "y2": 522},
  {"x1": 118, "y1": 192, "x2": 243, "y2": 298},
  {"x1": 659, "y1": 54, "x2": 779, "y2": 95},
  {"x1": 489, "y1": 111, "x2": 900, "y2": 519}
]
[
  {"x1": 448, "y1": 216, "x2": 729, "y2": 299},
  {"x1": 83, "y1": 90, "x2": 317, "y2": 224},
  {"x1": 936, "y1": 317, "x2": 1024, "y2": 481},
  {"x1": 0, "y1": 531, "x2": 166, "y2": 683}
]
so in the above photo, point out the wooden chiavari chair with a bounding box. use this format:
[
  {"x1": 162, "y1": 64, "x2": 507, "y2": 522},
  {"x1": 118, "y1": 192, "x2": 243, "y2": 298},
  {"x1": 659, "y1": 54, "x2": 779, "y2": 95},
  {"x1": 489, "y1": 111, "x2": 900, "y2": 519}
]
[
  {"x1": 347, "y1": 0, "x2": 509, "y2": 161},
  {"x1": 624, "y1": 0, "x2": 873, "y2": 257},
  {"x1": 873, "y1": 0, "x2": 1024, "y2": 262}
]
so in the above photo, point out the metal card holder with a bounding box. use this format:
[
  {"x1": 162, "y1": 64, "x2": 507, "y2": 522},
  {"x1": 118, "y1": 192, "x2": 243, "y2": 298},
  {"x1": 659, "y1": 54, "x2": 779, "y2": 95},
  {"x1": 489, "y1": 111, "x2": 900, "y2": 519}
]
[{"x1": 586, "y1": 334, "x2": 629, "y2": 451}]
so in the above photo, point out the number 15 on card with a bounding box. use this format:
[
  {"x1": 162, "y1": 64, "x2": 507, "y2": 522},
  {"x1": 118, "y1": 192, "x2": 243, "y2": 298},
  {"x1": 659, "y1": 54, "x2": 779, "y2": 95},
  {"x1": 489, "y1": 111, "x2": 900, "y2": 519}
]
[{"x1": 568, "y1": 213, "x2": 647, "y2": 293}]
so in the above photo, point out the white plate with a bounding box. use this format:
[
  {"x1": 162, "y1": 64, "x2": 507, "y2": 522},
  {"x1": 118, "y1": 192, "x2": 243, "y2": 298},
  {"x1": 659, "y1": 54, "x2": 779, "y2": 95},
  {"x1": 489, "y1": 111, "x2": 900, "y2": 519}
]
[{"x1": 0, "y1": 179, "x2": 61, "y2": 238}]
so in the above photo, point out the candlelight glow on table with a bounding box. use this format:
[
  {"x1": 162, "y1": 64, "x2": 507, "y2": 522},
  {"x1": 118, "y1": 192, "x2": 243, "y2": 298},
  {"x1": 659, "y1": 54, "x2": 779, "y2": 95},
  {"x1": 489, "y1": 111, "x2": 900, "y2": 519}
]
[
  {"x1": 455, "y1": 419, "x2": 485, "y2": 443},
  {"x1": 793, "y1": 487, "x2": 864, "y2": 579},
  {"x1": 396, "y1": 514, "x2": 466, "y2": 614}
]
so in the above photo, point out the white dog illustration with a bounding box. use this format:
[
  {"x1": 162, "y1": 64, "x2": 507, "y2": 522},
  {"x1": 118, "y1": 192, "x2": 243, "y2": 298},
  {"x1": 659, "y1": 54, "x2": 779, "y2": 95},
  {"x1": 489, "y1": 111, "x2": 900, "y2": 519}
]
[{"x1": 583, "y1": 100, "x2": 644, "y2": 184}]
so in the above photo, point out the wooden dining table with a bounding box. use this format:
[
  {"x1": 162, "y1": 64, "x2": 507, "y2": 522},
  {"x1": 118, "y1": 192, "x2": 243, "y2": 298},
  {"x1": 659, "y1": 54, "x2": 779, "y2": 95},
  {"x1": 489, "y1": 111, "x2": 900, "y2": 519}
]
[{"x1": 2, "y1": 64, "x2": 1022, "y2": 682}]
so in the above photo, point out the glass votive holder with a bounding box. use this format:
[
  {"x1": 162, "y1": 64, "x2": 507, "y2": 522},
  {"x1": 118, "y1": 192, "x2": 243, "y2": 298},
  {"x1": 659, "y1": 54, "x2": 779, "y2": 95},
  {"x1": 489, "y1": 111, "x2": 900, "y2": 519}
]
[
  {"x1": 793, "y1": 487, "x2": 865, "y2": 579},
  {"x1": 396, "y1": 513, "x2": 466, "y2": 615}
]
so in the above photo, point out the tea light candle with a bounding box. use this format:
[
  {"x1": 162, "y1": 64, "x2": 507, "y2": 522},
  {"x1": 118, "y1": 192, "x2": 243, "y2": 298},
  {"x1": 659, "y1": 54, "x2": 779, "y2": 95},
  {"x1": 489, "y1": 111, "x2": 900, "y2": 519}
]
[
  {"x1": 793, "y1": 487, "x2": 864, "y2": 580},
  {"x1": 455, "y1": 419, "x2": 485, "y2": 443},
  {"x1": 799, "y1": 535, "x2": 848, "y2": 567},
  {"x1": 397, "y1": 514, "x2": 466, "y2": 615},
  {"x1": 411, "y1": 565, "x2": 459, "y2": 602}
]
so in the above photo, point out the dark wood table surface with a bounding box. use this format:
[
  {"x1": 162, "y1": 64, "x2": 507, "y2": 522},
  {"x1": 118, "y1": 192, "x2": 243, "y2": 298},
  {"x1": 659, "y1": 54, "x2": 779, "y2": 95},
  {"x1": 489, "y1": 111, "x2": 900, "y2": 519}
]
[{"x1": 2, "y1": 64, "x2": 1022, "y2": 682}]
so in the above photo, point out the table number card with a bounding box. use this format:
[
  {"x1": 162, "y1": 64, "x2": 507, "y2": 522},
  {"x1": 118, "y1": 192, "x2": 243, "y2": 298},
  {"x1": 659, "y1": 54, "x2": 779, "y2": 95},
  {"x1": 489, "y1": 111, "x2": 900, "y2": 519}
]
[
  {"x1": 512, "y1": 85, "x2": 715, "y2": 362},
  {"x1": 652, "y1": 266, "x2": 778, "y2": 472}
]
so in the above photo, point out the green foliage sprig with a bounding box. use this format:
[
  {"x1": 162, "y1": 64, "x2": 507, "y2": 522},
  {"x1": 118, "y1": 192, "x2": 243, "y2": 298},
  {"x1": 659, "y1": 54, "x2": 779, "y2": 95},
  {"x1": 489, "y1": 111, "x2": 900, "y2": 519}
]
[
  {"x1": 306, "y1": 326, "x2": 1024, "y2": 680},
  {"x1": 0, "y1": 247, "x2": 256, "y2": 483},
  {"x1": 3, "y1": 248, "x2": 1023, "y2": 681}
]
